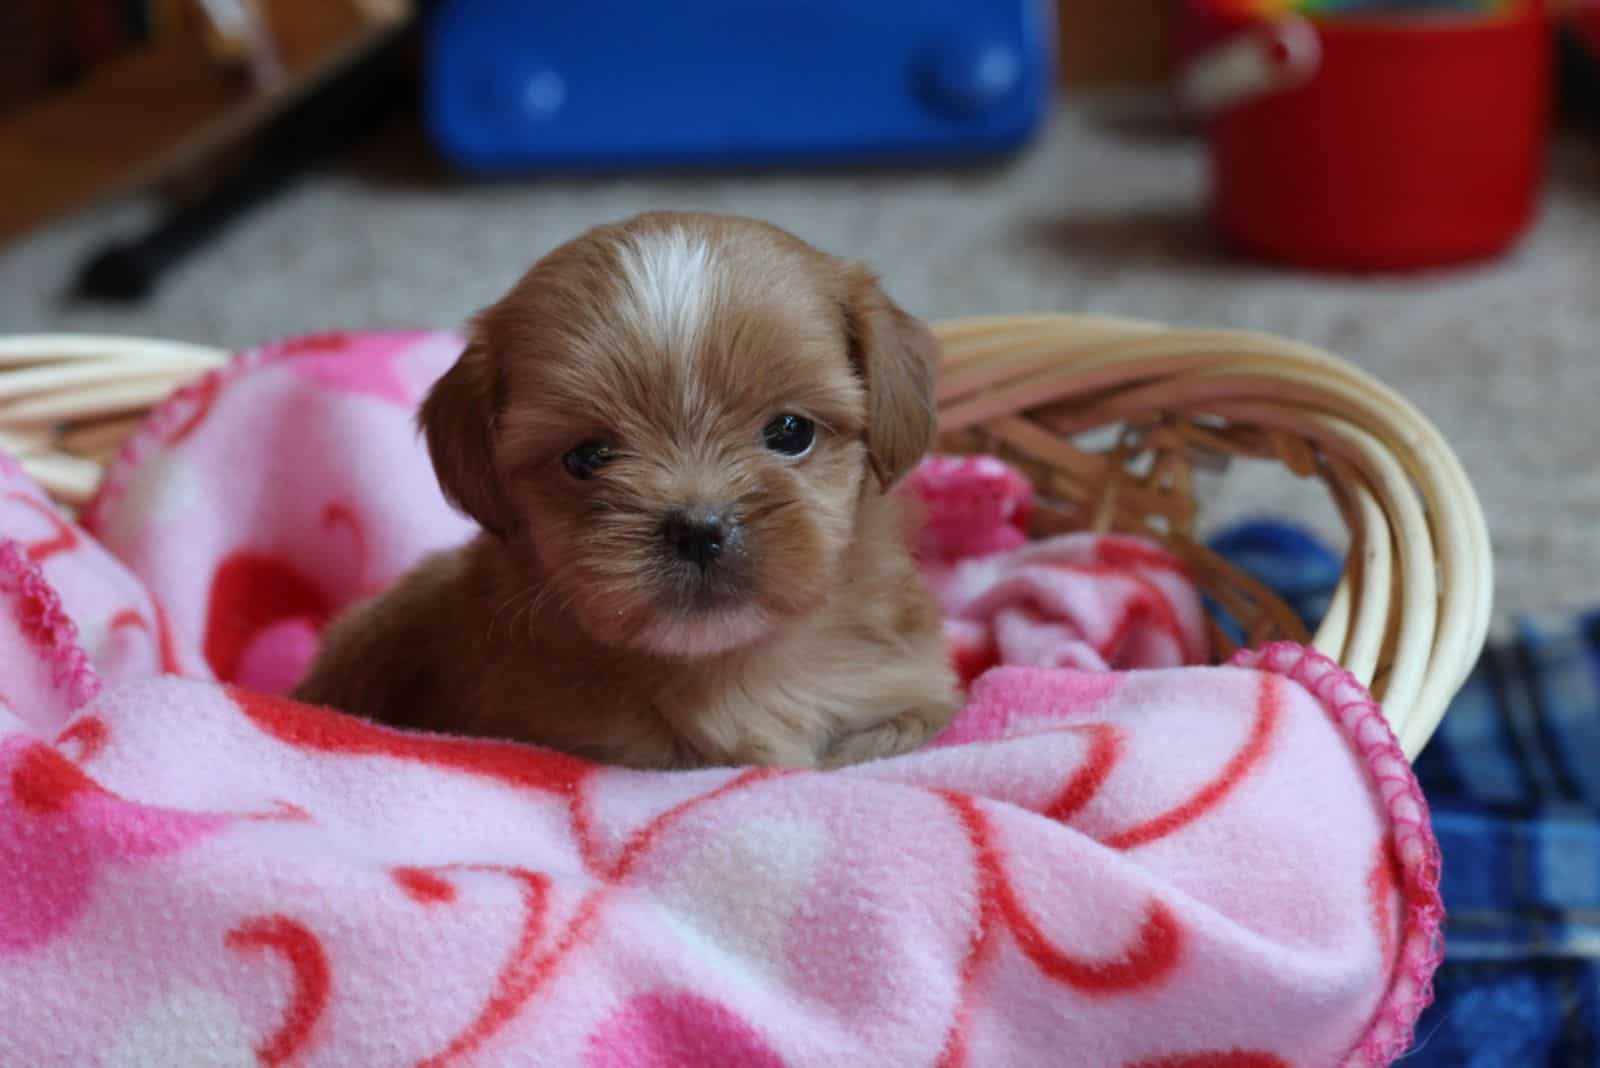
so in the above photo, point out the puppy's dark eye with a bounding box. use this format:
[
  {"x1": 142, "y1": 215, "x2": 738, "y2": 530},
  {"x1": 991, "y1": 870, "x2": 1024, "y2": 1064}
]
[
  {"x1": 762, "y1": 414, "x2": 815, "y2": 457},
  {"x1": 562, "y1": 440, "x2": 614, "y2": 480}
]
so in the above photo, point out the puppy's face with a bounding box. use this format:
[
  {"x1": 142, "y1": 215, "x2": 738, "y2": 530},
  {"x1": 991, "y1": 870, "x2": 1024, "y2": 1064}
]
[{"x1": 422, "y1": 212, "x2": 938, "y2": 657}]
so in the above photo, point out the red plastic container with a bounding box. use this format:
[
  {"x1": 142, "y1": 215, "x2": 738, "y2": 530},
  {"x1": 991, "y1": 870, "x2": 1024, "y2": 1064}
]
[{"x1": 1177, "y1": 2, "x2": 1554, "y2": 271}]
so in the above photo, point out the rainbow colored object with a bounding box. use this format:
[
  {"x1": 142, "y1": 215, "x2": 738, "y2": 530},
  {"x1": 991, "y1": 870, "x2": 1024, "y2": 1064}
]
[{"x1": 1214, "y1": 0, "x2": 1517, "y2": 16}]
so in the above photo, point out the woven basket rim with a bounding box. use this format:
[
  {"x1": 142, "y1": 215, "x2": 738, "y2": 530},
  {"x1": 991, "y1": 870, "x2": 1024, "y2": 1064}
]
[{"x1": 0, "y1": 320, "x2": 1493, "y2": 758}]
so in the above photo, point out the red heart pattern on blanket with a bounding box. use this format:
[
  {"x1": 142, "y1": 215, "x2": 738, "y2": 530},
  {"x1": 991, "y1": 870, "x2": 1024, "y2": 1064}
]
[{"x1": 0, "y1": 332, "x2": 1442, "y2": 1067}]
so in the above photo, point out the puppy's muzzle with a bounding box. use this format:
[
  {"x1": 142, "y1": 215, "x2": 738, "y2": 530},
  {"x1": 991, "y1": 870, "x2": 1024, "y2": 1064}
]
[{"x1": 660, "y1": 508, "x2": 735, "y2": 571}]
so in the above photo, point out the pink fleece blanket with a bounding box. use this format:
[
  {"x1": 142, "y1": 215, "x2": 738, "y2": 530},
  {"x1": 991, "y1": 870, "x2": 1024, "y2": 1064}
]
[{"x1": 0, "y1": 332, "x2": 1440, "y2": 1067}]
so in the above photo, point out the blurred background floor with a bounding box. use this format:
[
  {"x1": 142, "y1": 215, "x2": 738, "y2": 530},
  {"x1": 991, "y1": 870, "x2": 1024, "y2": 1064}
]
[{"x1": 2, "y1": 101, "x2": 1597, "y2": 620}]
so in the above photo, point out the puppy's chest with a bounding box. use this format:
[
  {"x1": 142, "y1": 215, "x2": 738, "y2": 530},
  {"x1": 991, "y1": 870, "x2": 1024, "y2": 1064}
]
[
  {"x1": 674, "y1": 619, "x2": 906, "y2": 722},
  {"x1": 469, "y1": 643, "x2": 808, "y2": 765},
  {"x1": 650, "y1": 652, "x2": 847, "y2": 766},
  {"x1": 472, "y1": 588, "x2": 927, "y2": 766}
]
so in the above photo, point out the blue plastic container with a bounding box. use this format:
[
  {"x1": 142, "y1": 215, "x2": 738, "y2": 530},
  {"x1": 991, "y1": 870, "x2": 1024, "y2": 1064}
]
[{"x1": 424, "y1": 0, "x2": 1054, "y2": 173}]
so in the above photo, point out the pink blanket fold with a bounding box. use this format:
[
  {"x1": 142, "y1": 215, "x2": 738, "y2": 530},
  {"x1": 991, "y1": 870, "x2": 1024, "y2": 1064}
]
[{"x1": 0, "y1": 331, "x2": 1441, "y2": 1067}]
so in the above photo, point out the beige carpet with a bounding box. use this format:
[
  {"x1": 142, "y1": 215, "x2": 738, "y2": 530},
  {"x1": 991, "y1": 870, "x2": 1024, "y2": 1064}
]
[{"x1": 2, "y1": 103, "x2": 1597, "y2": 620}]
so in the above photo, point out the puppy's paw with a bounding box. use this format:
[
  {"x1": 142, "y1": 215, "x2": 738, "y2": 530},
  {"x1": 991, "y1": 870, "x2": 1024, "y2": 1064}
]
[
  {"x1": 728, "y1": 734, "x2": 822, "y2": 770},
  {"x1": 822, "y1": 702, "x2": 955, "y2": 769}
]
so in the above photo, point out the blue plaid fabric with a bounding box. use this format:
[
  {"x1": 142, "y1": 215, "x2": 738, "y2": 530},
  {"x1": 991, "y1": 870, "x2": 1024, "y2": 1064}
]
[{"x1": 1210, "y1": 522, "x2": 1600, "y2": 1067}]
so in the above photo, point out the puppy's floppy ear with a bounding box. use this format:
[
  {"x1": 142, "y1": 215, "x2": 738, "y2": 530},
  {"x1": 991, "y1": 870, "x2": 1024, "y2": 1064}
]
[
  {"x1": 840, "y1": 264, "x2": 941, "y2": 489},
  {"x1": 418, "y1": 333, "x2": 516, "y2": 539}
]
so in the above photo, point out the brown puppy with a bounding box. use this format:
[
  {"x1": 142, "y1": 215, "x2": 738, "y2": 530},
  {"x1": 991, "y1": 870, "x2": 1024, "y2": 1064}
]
[{"x1": 293, "y1": 211, "x2": 957, "y2": 769}]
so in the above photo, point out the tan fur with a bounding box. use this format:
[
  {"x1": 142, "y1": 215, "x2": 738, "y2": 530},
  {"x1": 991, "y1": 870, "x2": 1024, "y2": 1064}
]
[{"x1": 293, "y1": 211, "x2": 957, "y2": 770}]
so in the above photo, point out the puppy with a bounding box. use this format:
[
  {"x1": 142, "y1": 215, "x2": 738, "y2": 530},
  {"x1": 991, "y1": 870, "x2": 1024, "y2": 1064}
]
[{"x1": 293, "y1": 211, "x2": 958, "y2": 770}]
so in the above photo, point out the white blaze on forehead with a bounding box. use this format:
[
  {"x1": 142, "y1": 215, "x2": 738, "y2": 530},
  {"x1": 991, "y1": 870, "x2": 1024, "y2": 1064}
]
[
  {"x1": 616, "y1": 226, "x2": 721, "y2": 420},
  {"x1": 616, "y1": 226, "x2": 719, "y2": 359}
]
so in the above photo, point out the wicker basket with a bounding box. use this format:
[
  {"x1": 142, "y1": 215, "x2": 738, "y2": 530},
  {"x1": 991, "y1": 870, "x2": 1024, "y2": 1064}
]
[{"x1": 0, "y1": 316, "x2": 1492, "y2": 759}]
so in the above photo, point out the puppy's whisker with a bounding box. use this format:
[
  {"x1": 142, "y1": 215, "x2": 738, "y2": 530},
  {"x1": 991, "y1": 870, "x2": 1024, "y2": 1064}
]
[
  {"x1": 488, "y1": 585, "x2": 540, "y2": 640},
  {"x1": 742, "y1": 498, "x2": 800, "y2": 525},
  {"x1": 513, "y1": 570, "x2": 580, "y2": 636},
  {"x1": 532, "y1": 588, "x2": 585, "y2": 641},
  {"x1": 530, "y1": 582, "x2": 581, "y2": 630},
  {"x1": 509, "y1": 591, "x2": 544, "y2": 638}
]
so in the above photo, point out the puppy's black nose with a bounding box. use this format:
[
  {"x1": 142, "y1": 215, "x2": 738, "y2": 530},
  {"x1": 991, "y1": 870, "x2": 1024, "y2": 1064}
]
[{"x1": 661, "y1": 510, "x2": 727, "y2": 569}]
